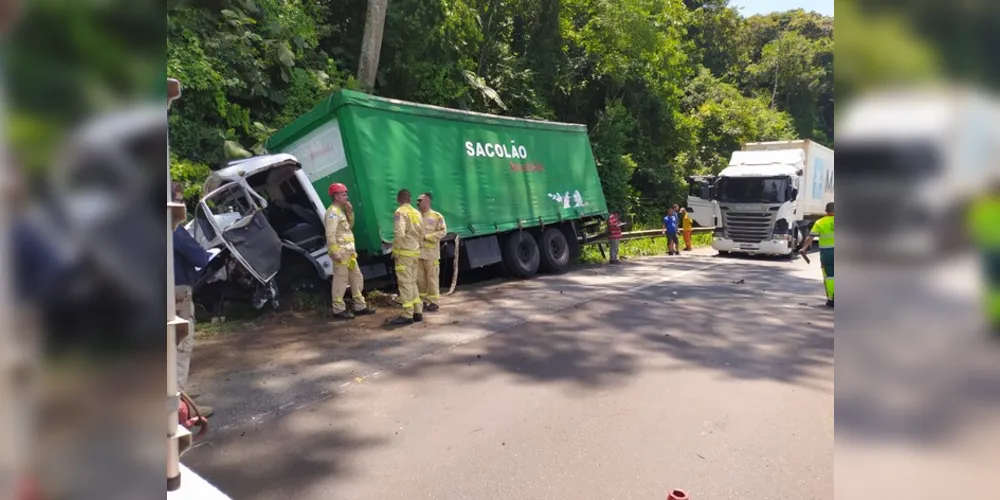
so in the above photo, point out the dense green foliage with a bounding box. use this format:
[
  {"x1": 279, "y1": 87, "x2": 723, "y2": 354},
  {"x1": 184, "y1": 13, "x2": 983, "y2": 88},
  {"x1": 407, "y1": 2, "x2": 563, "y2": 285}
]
[
  {"x1": 165, "y1": 0, "x2": 833, "y2": 221},
  {"x1": 5, "y1": 0, "x2": 165, "y2": 173},
  {"x1": 12, "y1": 0, "x2": 997, "y2": 223}
]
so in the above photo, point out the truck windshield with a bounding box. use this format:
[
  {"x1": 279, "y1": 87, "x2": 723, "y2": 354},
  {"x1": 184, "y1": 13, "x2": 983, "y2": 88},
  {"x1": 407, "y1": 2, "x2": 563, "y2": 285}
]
[
  {"x1": 715, "y1": 177, "x2": 789, "y2": 203},
  {"x1": 837, "y1": 142, "x2": 941, "y2": 177}
]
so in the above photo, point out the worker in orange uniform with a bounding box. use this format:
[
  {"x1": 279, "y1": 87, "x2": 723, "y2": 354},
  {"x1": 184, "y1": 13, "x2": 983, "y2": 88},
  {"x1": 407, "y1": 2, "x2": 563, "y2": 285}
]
[
  {"x1": 680, "y1": 207, "x2": 694, "y2": 251},
  {"x1": 325, "y1": 183, "x2": 377, "y2": 320},
  {"x1": 390, "y1": 189, "x2": 425, "y2": 325},
  {"x1": 416, "y1": 192, "x2": 447, "y2": 312}
]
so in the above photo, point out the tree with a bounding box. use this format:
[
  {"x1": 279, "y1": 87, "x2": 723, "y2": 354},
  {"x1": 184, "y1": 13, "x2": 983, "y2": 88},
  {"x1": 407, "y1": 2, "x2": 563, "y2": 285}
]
[
  {"x1": 834, "y1": 0, "x2": 940, "y2": 106},
  {"x1": 590, "y1": 100, "x2": 638, "y2": 215},
  {"x1": 167, "y1": 0, "x2": 353, "y2": 168},
  {"x1": 675, "y1": 67, "x2": 796, "y2": 176},
  {"x1": 721, "y1": 9, "x2": 835, "y2": 145},
  {"x1": 684, "y1": 0, "x2": 743, "y2": 78},
  {"x1": 748, "y1": 31, "x2": 828, "y2": 141},
  {"x1": 162, "y1": 0, "x2": 836, "y2": 225}
]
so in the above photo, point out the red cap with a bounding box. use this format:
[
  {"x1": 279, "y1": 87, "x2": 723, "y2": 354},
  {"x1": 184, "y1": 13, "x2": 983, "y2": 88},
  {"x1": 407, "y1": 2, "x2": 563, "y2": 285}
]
[{"x1": 328, "y1": 183, "x2": 348, "y2": 196}]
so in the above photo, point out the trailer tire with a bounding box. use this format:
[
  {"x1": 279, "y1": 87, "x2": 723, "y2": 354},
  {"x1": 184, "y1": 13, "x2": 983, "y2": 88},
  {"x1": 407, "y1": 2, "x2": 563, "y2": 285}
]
[
  {"x1": 503, "y1": 232, "x2": 541, "y2": 278},
  {"x1": 539, "y1": 228, "x2": 571, "y2": 274}
]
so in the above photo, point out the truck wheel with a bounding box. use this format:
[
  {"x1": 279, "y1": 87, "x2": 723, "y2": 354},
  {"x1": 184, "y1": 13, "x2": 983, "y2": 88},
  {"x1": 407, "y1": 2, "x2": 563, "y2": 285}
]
[
  {"x1": 276, "y1": 261, "x2": 327, "y2": 298},
  {"x1": 539, "y1": 227, "x2": 571, "y2": 274},
  {"x1": 503, "y1": 232, "x2": 541, "y2": 278},
  {"x1": 789, "y1": 227, "x2": 802, "y2": 259}
]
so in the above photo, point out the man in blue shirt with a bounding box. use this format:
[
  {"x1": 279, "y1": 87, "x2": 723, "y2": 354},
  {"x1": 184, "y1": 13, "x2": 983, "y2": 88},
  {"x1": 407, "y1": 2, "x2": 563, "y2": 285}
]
[
  {"x1": 662, "y1": 207, "x2": 679, "y2": 255},
  {"x1": 172, "y1": 182, "x2": 214, "y2": 416}
]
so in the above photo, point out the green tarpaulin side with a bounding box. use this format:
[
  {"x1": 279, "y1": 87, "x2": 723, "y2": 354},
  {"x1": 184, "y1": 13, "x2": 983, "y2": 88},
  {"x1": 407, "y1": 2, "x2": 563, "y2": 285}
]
[
  {"x1": 268, "y1": 90, "x2": 607, "y2": 255},
  {"x1": 266, "y1": 90, "x2": 586, "y2": 151}
]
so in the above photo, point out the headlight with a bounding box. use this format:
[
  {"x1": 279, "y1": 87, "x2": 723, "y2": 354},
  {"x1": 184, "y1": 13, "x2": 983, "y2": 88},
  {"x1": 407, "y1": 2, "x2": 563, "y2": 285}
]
[{"x1": 772, "y1": 218, "x2": 790, "y2": 236}]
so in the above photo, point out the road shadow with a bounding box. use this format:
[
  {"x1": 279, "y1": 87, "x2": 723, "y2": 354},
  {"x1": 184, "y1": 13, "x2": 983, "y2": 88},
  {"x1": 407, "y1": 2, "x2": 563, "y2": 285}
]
[
  {"x1": 833, "y1": 257, "x2": 1000, "y2": 446},
  {"x1": 192, "y1": 254, "x2": 831, "y2": 419},
  {"x1": 183, "y1": 253, "x2": 834, "y2": 498},
  {"x1": 391, "y1": 258, "x2": 833, "y2": 393},
  {"x1": 183, "y1": 315, "x2": 406, "y2": 498},
  {"x1": 183, "y1": 402, "x2": 386, "y2": 500}
]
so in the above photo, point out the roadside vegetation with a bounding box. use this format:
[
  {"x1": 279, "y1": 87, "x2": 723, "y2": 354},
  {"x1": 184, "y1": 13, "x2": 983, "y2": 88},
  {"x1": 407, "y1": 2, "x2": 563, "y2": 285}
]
[
  {"x1": 11, "y1": 0, "x2": 980, "y2": 228},
  {"x1": 162, "y1": 0, "x2": 835, "y2": 226},
  {"x1": 580, "y1": 232, "x2": 712, "y2": 264}
]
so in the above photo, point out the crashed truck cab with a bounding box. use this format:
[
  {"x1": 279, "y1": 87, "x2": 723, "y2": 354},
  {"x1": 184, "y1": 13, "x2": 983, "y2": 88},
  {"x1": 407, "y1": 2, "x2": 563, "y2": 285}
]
[{"x1": 190, "y1": 154, "x2": 335, "y2": 309}]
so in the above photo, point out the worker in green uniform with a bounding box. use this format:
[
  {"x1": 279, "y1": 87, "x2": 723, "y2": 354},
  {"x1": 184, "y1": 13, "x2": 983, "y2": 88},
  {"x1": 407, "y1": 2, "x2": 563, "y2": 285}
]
[
  {"x1": 800, "y1": 202, "x2": 834, "y2": 307},
  {"x1": 968, "y1": 182, "x2": 1000, "y2": 334}
]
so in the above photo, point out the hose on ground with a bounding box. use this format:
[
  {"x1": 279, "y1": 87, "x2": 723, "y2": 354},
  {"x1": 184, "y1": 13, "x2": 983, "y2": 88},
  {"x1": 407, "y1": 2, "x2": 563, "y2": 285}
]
[
  {"x1": 447, "y1": 234, "x2": 460, "y2": 295},
  {"x1": 179, "y1": 390, "x2": 209, "y2": 439}
]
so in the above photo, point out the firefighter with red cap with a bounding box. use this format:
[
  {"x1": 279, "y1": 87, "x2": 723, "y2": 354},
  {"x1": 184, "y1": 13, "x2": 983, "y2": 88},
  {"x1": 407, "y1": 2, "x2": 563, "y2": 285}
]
[{"x1": 325, "y1": 182, "x2": 377, "y2": 319}]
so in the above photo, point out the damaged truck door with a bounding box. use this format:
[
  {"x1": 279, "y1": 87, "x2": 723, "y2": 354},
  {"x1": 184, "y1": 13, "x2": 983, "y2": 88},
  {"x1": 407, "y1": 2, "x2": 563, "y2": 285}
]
[
  {"x1": 198, "y1": 176, "x2": 283, "y2": 308},
  {"x1": 191, "y1": 155, "x2": 334, "y2": 311}
]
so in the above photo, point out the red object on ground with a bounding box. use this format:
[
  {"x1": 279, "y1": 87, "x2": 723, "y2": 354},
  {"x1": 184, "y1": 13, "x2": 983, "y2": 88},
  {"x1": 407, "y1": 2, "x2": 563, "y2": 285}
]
[
  {"x1": 667, "y1": 490, "x2": 689, "y2": 500},
  {"x1": 18, "y1": 475, "x2": 38, "y2": 500},
  {"x1": 178, "y1": 396, "x2": 209, "y2": 438}
]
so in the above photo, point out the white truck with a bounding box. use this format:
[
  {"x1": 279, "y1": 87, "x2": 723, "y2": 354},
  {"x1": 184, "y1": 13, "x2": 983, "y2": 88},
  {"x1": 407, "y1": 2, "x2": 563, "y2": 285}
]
[
  {"x1": 711, "y1": 140, "x2": 834, "y2": 256},
  {"x1": 685, "y1": 175, "x2": 720, "y2": 228},
  {"x1": 837, "y1": 88, "x2": 1000, "y2": 258}
]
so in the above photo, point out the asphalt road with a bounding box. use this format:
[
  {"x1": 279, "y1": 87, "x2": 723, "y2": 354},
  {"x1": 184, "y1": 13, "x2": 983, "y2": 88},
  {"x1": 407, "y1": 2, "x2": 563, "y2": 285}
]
[
  {"x1": 834, "y1": 252, "x2": 1000, "y2": 500},
  {"x1": 184, "y1": 249, "x2": 834, "y2": 500}
]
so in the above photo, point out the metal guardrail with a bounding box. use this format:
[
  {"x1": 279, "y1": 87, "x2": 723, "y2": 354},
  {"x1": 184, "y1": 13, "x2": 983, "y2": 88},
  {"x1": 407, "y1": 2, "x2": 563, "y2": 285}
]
[{"x1": 584, "y1": 226, "x2": 716, "y2": 246}]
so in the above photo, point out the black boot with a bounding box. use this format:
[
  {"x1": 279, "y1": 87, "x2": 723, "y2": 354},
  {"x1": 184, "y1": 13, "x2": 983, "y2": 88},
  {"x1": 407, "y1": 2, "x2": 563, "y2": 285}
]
[
  {"x1": 826, "y1": 299, "x2": 834, "y2": 308},
  {"x1": 425, "y1": 303, "x2": 440, "y2": 312},
  {"x1": 390, "y1": 316, "x2": 414, "y2": 326},
  {"x1": 413, "y1": 313, "x2": 423, "y2": 322},
  {"x1": 328, "y1": 310, "x2": 355, "y2": 320},
  {"x1": 354, "y1": 306, "x2": 377, "y2": 316}
]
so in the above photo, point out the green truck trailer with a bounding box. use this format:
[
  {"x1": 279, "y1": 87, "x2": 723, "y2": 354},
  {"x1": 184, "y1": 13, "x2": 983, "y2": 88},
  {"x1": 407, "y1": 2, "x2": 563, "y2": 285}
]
[{"x1": 190, "y1": 90, "x2": 607, "y2": 307}]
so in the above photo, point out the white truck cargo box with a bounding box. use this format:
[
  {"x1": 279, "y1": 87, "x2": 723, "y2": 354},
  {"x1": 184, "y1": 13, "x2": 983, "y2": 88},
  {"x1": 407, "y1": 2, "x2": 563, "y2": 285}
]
[{"x1": 743, "y1": 140, "x2": 834, "y2": 218}]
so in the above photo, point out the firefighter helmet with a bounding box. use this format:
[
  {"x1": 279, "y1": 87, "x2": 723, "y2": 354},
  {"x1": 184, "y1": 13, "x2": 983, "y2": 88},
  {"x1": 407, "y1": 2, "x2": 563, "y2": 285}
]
[{"x1": 328, "y1": 183, "x2": 348, "y2": 196}]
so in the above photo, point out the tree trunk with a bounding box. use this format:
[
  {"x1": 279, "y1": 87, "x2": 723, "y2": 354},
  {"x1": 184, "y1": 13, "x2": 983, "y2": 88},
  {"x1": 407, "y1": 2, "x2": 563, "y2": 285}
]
[{"x1": 357, "y1": 0, "x2": 390, "y2": 90}]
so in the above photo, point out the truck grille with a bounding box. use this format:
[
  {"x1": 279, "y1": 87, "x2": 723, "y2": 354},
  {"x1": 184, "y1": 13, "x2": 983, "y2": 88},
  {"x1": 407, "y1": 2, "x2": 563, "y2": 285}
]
[
  {"x1": 845, "y1": 200, "x2": 895, "y2": 233},
  {"x1": 723, "y1": 211, "x2": 774, "y2": 243}
]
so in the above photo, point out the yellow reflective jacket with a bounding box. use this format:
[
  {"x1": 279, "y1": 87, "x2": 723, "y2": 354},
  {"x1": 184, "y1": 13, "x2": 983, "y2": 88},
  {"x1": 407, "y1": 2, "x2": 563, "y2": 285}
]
[
  {"x1": 392, "y1": 204, "x2": 424, "y2": 258},
  {"x1": 811, "y1": 215, "x2": 835, "y2": 249},
  {"x1": 969, "y1": 194, "x2": 1000, "y2": 248},
  {"x1": 324, "y1": 204, "x2": 356, "y2": 263},
  {"x1": 420, "y1": 209, "x2": 447, "y2": 261}
]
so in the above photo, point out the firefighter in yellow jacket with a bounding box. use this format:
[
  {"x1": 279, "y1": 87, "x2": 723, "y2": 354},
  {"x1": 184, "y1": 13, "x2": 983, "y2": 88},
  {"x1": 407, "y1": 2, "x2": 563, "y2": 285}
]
[
  {"x1": 391, "y1": 189, "x2": 425, "y2": 325},
  {"x1": 325, "y1": 183, "x2": 377, "y2": 320},
  {"x1": 416, "y1": 192, "x2": 447, "y2": 312}
]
